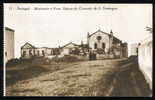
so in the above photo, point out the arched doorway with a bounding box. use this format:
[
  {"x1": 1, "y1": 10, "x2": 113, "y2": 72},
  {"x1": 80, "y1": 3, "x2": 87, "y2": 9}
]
[
  {"x1": 94, "y1": 43, "x2": 97, "y2": 49},
  {"x1": 102, "y1": 43, "x2": 106, "y2": 53}
]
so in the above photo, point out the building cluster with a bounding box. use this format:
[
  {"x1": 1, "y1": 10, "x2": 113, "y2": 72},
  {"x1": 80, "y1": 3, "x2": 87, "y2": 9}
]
[
  {"x1": 4, "y1": 27, "x2": 128, "y2": 61},
  {"x1": 20, "y1": 29, "x2": 128, "y2": 59}
]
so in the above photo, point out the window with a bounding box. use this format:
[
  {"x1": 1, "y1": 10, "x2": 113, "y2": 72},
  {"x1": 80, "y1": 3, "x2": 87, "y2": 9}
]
[
  {"x1": 33, "y1": 50, "x2": 35, "y2": 55},
  {"x1": 5, "y1": 52, "x2": 7, "y2": 57},
  {"x1": 102, "y1": 43, "x2": 106, "y2": 53},
  {"x1": 37, "y1": 50, "x2": 39, "y2": 56},
  {"x1": 42, "y1": 50, "x2": 45, "y2": 56},
  {"x1": 97, "y1": 36, "x2": 102, "y2": 41},
  {"x1": 51, "y1": 50, "x2": 53, "y2": 55},
  {"x1": 23, "y1": 51, "x2": 26, "y2": 57},
  {"x1": 136, "y1": 48, "x2": 138, "y2": 55},
  {"x1": 29, "y1": 50, "x2": 32, "y2": 55},
  {"x1": 102, "y1": 43, "x2": 105, "y2": 49},
  {"x1": 94, "y1": 43, "x2": 97, "y2": 49}
]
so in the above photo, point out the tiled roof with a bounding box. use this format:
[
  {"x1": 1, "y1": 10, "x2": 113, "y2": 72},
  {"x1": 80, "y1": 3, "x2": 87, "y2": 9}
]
[{"x1": 21, "y1": 42, "x2": 36, "y2": 49}]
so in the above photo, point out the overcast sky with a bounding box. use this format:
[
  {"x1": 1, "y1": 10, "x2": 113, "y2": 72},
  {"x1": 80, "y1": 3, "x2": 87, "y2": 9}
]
[{"x1": 4, "y1": 4, "x2": 152, "y2": 58}]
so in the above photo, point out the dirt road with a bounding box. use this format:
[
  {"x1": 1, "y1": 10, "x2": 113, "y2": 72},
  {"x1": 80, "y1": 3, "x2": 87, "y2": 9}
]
[
  {"x1": 110, "y1": 59, "x2": 152, "y2": 97},
  {"x1": 6, "y1": 58, "x2": 151, "y2": 96}
]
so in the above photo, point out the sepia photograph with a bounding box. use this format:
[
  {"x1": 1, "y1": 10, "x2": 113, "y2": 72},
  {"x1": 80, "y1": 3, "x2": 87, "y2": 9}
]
[{"x1": 3, "y1": 3, "x2": 152, "y2": 96}]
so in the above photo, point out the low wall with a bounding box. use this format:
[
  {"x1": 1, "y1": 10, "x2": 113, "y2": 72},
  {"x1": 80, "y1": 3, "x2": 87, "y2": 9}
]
[
  {"x1": 138, "y1": 34, "x2": 152, "y2": 90},
  {"x1": 96, "y1": 54, "x2": 114, "y2": 59}
]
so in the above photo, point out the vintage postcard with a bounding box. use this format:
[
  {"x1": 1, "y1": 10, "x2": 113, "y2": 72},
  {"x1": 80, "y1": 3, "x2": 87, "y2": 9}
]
[{"x1": 3, "y1": 3, "x2": 152, "y2": 96}]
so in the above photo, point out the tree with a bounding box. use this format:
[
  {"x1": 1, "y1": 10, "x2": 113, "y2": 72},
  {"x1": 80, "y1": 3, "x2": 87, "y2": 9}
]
[{"x1": 146, "y1": 26, "x2": 152, "y2": 33}]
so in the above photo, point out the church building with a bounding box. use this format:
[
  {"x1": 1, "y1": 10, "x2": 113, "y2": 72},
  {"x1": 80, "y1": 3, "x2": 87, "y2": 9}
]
[{"x1": 87, "y1": 29, "x2": 128, "y2": 59}]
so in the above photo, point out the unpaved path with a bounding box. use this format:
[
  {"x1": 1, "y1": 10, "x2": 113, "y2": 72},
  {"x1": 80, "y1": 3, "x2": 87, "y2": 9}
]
[
  {"x1": 6, "y1": 58, "x2": 151, "y2": 96},
  {"x1": 110, "y1": 60, "x2": 152, "y2": 97},
  {"x1": 6, "y1": 59, "x2": 123, "y2": 96}
]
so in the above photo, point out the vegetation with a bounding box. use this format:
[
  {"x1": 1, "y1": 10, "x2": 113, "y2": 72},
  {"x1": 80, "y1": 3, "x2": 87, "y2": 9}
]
[
  {"x1": 51, "y1": 55, "x2": 80, "y2": 63},
  {"x1": 6, "y1": 58, "x2": 21, "y2": 66},
  {"x1": 96, "y1": 48, "x2": 105, "y2": 54},
  {"x1": 6, "y1": 56, "x2": 45, "y2": 66},
  {"x1": 70, "y1": 48, "x2": 80, "y2": 55}
]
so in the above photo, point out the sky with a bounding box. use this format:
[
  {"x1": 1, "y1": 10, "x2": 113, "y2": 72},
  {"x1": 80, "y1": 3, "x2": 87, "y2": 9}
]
[{"x1": 4, "y1": 4, "x2": 152, "y2": 58}]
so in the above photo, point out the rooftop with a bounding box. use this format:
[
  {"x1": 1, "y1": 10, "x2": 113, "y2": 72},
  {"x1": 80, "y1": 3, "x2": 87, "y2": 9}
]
[{"x1": 5, "y1": 27, "x2": 15, "y2": 32}]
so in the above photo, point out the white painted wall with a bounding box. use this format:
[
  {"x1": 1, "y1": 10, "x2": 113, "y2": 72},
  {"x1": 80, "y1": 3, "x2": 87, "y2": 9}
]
[
  {"x1": 138, "y1": 34, "x2": 152, "y2": 90},
  {"x1": 21, "y1": 48, "x2": 35, "y2": 58},
  {"x1": 61, "y1": 48, "x2": 70, "y2": 55},
  {"x1": 36, "y1": 48, "x2": 46, "y2": 56},
  {"x1": 60, "y1": 43, "x2": 79, "y2": 55},
  {"x1": 4, "y1": 28, "x2": 14, "y2": 63},
  {"x1": 46, "y1": 48, "x2": 52, "y2": 55},
  {"x1": 88, "y1": 31, "x2": 112, "y2": 53}
]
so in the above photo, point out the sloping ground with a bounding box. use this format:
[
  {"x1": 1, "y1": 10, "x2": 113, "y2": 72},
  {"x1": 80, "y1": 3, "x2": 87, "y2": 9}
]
[
  {"x1": 5, "y1": 57, "x2": 151, "y2": 96},
  {"x1": 6, "y1": 58, "x2": 78, "y2": 87},
  {"x1": 6, "y1": 64, "x2": 49, "y2": 86},
  {"x1": 109, "y1": 57, "x2": 152, "y2": 96},
  {"x1": 6, "y1": 59, "x2": 123, "y2": 96}
]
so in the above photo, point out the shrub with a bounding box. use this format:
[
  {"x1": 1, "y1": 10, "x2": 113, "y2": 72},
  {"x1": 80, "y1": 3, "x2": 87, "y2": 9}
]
[
  {"x1": 51, "y1": 55, "x2": 80, "y2": 62},
  {"x1": 42, "y1": 58, "x2": 51, "y2": 65},
  {"x1": 6, "y1": 57, "x2": 38, "y2": 66},
  {"x1": 96, "y1": 48, "x2": 105, "y2": 54},
  {"x1": 71, "y1": 48, "x2": 80, "y2": 55},
  {"x1": 6, "y1": 58, "x2": 20, "y2": 66}
]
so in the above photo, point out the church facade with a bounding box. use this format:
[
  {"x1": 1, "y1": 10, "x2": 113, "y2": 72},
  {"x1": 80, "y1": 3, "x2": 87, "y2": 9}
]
[
  {"x1": 87, "y1": 29, "x2": 113, "y2": 52},
  {"x1": 87, "y1": 29, "x2": 128, "y2": 59}
]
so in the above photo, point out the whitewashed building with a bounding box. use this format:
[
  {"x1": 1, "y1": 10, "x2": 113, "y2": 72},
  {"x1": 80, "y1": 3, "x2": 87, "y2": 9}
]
[
  {"x1": 21, "y1": 43, "x2": 36, "y2": 58},
  {"x1": 130, "y1": 43, "x2": 139, "y2": 56},
  {"x1": 21, "y1": 43, "x2": 60, "y2": 59},
  {"x1": 21, "y1": 29, "x2": 128, "y2": 59},
  {"x1": 4, "y1": 27, "x2": 15, "y2": 63},
  {"x1": 138, "y1": 33, "x2": 152, "y2": 90},
  {"x1": 87, "y1": 29, "x2": 128, "y2": 58},
  {"x1": 59, "y1": 29, "x2": 128, "y2": 59},
  {"x1": 60, "y1": 42, "x2": 80, "y2": 55}
]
